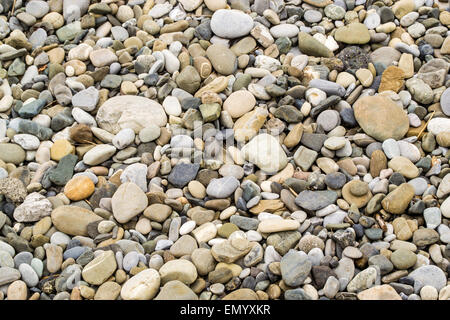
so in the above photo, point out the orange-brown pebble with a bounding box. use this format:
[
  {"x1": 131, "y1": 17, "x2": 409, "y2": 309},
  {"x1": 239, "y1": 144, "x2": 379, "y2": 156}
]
[{"x1": 64, "y1": 176, "x2": 95, "y2": 201}]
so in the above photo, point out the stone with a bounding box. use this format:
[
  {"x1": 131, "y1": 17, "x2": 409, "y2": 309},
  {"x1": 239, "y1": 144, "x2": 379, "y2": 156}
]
[
  {"x1": 206, "y1": 176, "x2": 240, "y2": 199},
  {"x1": 388, "y1": 156, "x2": 419, "y2": 179},
  {"x1": 357, "y1": 285, "x2": 401, "y2": 300},
  {"x1": 206, "y1": 44, "x2": 236, "y2": 76},
  {"x1": 154, "y1": 280, "x2": 198, "y2": 300},
  {"x1": 13, "y1": 193, "x2": 52, "y2": 222},
  {"x1": 121, "y1": 268, "x2": 160, "y2": 300},
  {"x1": 298, "y1": 32, "x2": 333, "y2": 58},
  {"x1": 71, "y1": 87, "x2": 99, "y2": 111},
  {"x1": 409, "y1": 265, "x2": 447, "y2": 293},
  {"x1": 51, "y1": 205, "x2": 102, "y2": 236},
  {"x1": 112, "y1": 182, "x2": 148, "y2": 224},
  {"x1": 353, "y1": 95, "x2": 409, "y2": 141},
  {"x1": 334, "y1": 23, "x2": 371, "y2": 44},
  {"x1": 381, "y1": 183, "x2": 415, "y2": 214},
  {"x1": 82, "y1": 250, "x2": 117, "y2": 285},
  {"x1": 159, "y1": 259, "x2": 198, "y2": 285},
  {"x1": 347, "y1": 267, "x2": 377, "y2": 292},
  {"x1": 0, "y1": 143, "x2": 26, "y2": 165},
  {"x1": 241, "y1": 133, "x2": 288, "y2": 174},
  {"x1": 83, "y1": 145, "x2": 117, "y2": 166},
  {"x1": 223, "y1": 91, "x2": 256, "y2": 118},
  {"x1": 390, "y1": 249, "x2": 417, "y2": 269},
  {"x1": 168, "y1": 163, "x2": 200, "y2": 188},
  {"x1": 210, "y1": 9, "x2": 253, "y2": 39},
  {"x1": 89, "y1": 49, "x2": 118, "y2": 67},
  {"x1": 96, "y1": 96, "x2": 167, "y2": 134},
  {"x1": 379, "y1": 66, "x2": 405, "y2": 93},
  {"x1": 64, "y1": 176, "x2": 95, "y2": 201},
  {"x1": 295, "y1": 190, "x2": 338, "y2": 211},
  {"x1": 280, "y1": 250, "x2": 312, "y2": 287}
]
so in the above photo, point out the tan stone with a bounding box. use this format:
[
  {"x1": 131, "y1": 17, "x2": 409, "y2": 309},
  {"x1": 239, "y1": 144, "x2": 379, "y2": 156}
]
[
  {"x1": 223, "y1": 90, "x2": 256, "y2": 118},
  {"x1": 233, "y1": 107, "x2": 268, "y2": 142},
  {"x1": 357, "y1": 285, "x2": 402, "y2": 300},
  {"x1": 379, "y1": 66, "x2": 405, "y2": 93},
  {"x1": 51, "y1": 205, "x2": 103, "y2": 236},
  {"x1": 370, "y1": 150, "x2": 387, "y2": 177},
  {"x1": 354, "y1": 95, "x2": 409, "y2": 141},
  {"x1": 342, "y1": 180, "x2": 373, "y2": 208},
  {"x1": 398, "y1": 53, "x2": 414, "y2": 78},
  {"x1": 50, "y1": 140, "x2": 75, "y2": 161},
  {"x1": 82, "y1": 250, "x2": 117, "y2": 285},
  {"x1": 381, "y1": 183, "x2": 415, "y2": 214},
  {"x1": 249, "y1": 199, "x2": 285, "y2": 214},
  {"x1": 64, "y1": 176, "x2": 95, "y2": 201},
  {"x1": 388, "y1": 156, "x2": 419, "y2": 179}
]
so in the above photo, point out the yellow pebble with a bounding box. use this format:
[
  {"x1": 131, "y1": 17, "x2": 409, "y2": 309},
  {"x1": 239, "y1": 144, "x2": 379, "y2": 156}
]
[{"x1": 50, "y1": 139, "x2": 75, "y2": 161}]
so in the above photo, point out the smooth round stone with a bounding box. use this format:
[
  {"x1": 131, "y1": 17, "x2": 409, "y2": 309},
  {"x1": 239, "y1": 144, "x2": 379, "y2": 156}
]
[
  {"x1": 206, "y1": 176, "x2": 240, "y2": 199},
  {"x1": 112, "y1": 182, "x2": 148, "y2": 224},
  {"x1": 382, "y1": 139, "x2": 400, "y2": 159},
  {"x1": 7, "y1": 280, "x2": 27, "y2": 300},
  {"x1": 354, "y1": 96, "x2": 409, "y2": 141},
  {"x1": 324, "y1": 136, "x2": 346, "y2": 150},
  {"x1": 409, "y1": 265, "x2": 447, "y2": 293},
  {"x1": 398, "y1": 141, "x2": 420, "y2": 163},
  {"x1": 139, "y1": 125, "x2": 160, "y2": 143},
  {"x1": 63, "y1": 246, "x2": 86, "y2": 260},
  {"x1": 423, "y1": 207, "x2": 441, "y2": 229},
  {"x1": 210, "y1": 9, "x2": 253, "y2": 39},
  {"x1": 428, "y1": 118, "x2": 450, "y2": 136},
  {"x1": 18, "y1": 263, "x2": 39, "y2": 287},
  {"x1": 26, "y1": 0, "x2": 49, "y2": 18},
  {"x1": 162, "y1": 96, "x2": 182, "y2": 117},
  {"x1": 325, "y1": 172, "x2": 347, "y2": 189},
  {"x1": 121, "y1": 268, "x2": 161, "y2": 300},
  {"x1": 50, "y1": 232, "x2": 71, "y2": 246},
  {"x1": 206, "y1": 44, "x2": 237, "y2": 76},
  {"x1": 317, "y1": 110, "x2": 340, "y2": 132},
  {"x1": 324, "y1": 4, "x2": 346, "y2": 20},
  {"x1": 219, "y1": 164, "x2": 244, "y2": 180},
  {"x1": 159, "y1": 259, "x2": 198, "y2": 285},
  {"x1": 440, "y1": 197, "x2": 450, "y2": 219},
  {"x1": 364, "y1": 12, "x2": 381, "y2": 29},
  {"x1": 112, "y1": 128, "x2": 135, "y2": 150},
  {"x1": 223, "y1": 90, "x2": 256, "y2": 118},
  {"x1": 304, "y1": 10, "x2": 323, "y2": 23},
  {"x1": 96, "y1": 95, "x2": 167, "y2": 134},
  {"x1": 390, "y1": 249, "x2": 417, "y2": 269},
  {"x1": 71, "y1": 86, "x2": 99, "y2": 111},
  {"x1": 269, "y1": 24, "x2": 299, "y2": 38},
  {"x1": 408, "y1": 177, "x2": 428, "y2": 195},
  {"x1": 123, "y1": 251, "x2": 139, "y2": 272},
  {"x1": 188, "y1": 181, "x2": 206, "y2": 199},
  {"x1": 440, "y1": 87, "x2": 450, "y2": 116},
  {"x1": 0, "y1": 250, "x2": 14, "y2": 268},
  {"x1": 241, "y1": 133, "x2": 288, "y2": 174},
  {"x1": 12, "y1": 134, "x2": 40, "y2": 150},
  {"x1": 83, "y1": 144, "x2": 117, "y2": 165}
]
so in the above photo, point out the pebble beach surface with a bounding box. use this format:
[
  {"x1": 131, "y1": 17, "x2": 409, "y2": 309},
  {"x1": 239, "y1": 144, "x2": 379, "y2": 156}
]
[{"x1": 0, "y1": 0, "x2": 449, "y2": 301}]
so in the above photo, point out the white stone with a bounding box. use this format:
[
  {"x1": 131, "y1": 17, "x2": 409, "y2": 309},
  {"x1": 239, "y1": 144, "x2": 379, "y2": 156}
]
[
  {"x1": 162, "y1": 96, "x2": 182, "y2": 117},
  {"x1": 83, "y1": 144, "x2": 117, "y2": 166},
  {"x1": 112, "y1": 128, "x2": 135, "y2": 150},
  {"x1": 210, "y1": 9, "x2": 254, "y2": 39},
  {"x1": 13, "y1": 193, "x2": 52, "y2": 222},
  {"x1": 241, "y1": 133, "x2": 288, "y2": 174},
  {"x1": 96, "y1": 95, "x2": 167, "y2": 134}
]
